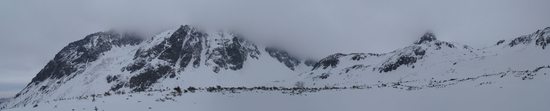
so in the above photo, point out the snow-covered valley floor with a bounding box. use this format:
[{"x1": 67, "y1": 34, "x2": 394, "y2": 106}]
[{"x1": 5, "y1": 69, "x2": 550, "y2": 111}]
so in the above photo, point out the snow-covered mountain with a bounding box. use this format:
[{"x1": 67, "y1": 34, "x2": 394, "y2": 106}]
[
  {"x1": 1, "y1": 25, "x2": 549, "y2": 111},
  {"x1": 300, "y1": 28, "x2": 550, "y2": 88},
  {"x1": 1, "y1": 25, "x2": 314, "y2": 109}
]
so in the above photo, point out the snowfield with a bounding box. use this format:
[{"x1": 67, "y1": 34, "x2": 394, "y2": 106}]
[{"x1": 4, "y1": 69, "x2": 550, "y2": 111}]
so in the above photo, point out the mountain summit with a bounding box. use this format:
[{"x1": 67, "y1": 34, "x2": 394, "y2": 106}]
[
  {"x1": 414, "y1": 32, "x2": 437, "y2": 44},
  {"x1": 3, "y1": 25, "x2": 314, "y2": 109}
]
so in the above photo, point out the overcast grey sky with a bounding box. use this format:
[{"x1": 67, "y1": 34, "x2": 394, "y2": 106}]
[{"x1": 1, "y1": 0, "x2": 550, "y2": 98}]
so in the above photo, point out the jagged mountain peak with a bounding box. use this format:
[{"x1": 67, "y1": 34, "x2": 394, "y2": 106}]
[
  {"x1": 309, "y1": 31, "x2": 474, "y2": 73},
  {"x1": 408, "y1": 31, "x2": 468, "y2": 52},
  {"x1": 29, "y1": 31, "x2": 143, "y2": 84},
  {"x1": 496, "y1": 27, "x2": 550, "y2": 49},
  {"x1": 414, "y1": 32, "x2": 437, "y2": 44}
]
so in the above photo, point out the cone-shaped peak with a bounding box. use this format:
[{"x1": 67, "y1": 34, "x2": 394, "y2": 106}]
[{"x1": 414, "y1": 32, "x2": 437, "y2": 44}]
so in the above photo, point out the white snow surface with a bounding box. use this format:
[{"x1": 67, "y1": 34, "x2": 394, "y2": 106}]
[{"x1": 4, "y1": 72, "x2": 550, "y2": 111}]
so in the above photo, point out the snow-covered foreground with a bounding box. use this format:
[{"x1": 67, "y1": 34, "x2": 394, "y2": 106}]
[{"x1": 5, "y1": 71, "x2": 550, "y2": 111}]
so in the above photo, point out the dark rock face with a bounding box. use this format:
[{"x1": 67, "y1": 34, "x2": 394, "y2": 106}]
[
  {"x1": 415, "y1": 32, "x2": 437, "y2": 44},
  {"x1": 507, "y1": 27, "x2": 550, "y2": 49},
  {"x1": 30, "y1": 31, "x2": 142, "y2": 85},
  {"x1": 122, "y1": 25, "x2": 262, "y2": 91},
  {"x1": 413, "y1": 48, "x2": 426, "y2": 56},
  {"x1": 434, "y1": 42, "x2": 455, "y2": 50},
  {"x1": 534, "y1": 29, "x2": 550, "y2": 49},
  {"x1": 129, "y1": 65, "x2": 174, "y2": 92},
  {"x1": 379, "y1": 56, "x2": 417, "y2": 73},
  {"x1": 351, "y1": 53, "x2": 367, "y2": 61},
  {"x1": 162, "y1": 25, "x2": 205, "y2": 70},
  {"x1": 496, "y1": 40, "x2": 506, "y2": 45},
  {"x1": 344, "y1": 64, "x2": 371, "y2": 73},
  {"x1": 126, "y1": 25, "x2": 205, "y2": 73},
  {"x1": 535, "y1": 37, "x2": 550, "y2": 49},
  {"x1": 413, "y1": 32, "x2": 456, "y2": 50},
  {"x1": 508, "y1": 36, "x2": 532, "y2": 47},
  {"x1": 265, "y1": 47, "x2": 301, "y2": 70},
  {"x1": 313, "y1": 53, "x2": 345, "y2": 70},
  {"x1": 106, "y1": 75, "x2": 120, "y2": 83},
  {"x1": 312, "y1": 53, "x2": 379, "y2": 71},
  {"x1": 206, "y1": 35, "x2": 260, "y2": 73},
  {"x1": 125, "y1": 25, "x2": 206, "y2": 91},
  {"x1": 379, "y1": 47, "x2": 425, "y2": 73},
  {"x1": 318, "y1": 73, "x2": 329, "y2": 79}
]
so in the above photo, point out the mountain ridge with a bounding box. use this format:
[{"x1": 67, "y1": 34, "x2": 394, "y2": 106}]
[{"x1": 1, "y1": 25, "x2": 550, "y2": 110}]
